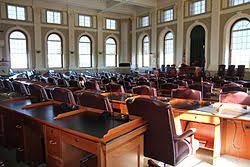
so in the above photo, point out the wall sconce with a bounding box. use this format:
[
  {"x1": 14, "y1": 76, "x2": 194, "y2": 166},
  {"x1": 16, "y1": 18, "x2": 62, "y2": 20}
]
[
  {"x1": 36, "y1": 50, "x2": 41, "y2": 53},
  {"x1": 98, "y1": 51, "x2": 102, "y2": 54},
  {"x1": 70, "y1": 51, "x2": 74, "y2": 54}
]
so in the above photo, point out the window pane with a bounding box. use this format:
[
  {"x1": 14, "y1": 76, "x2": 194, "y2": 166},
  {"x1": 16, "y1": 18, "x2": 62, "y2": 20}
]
[
  {"x1": 141, "y1": 16, "x2": 149, "y2": 27},
  {"x1": 190, "y1": 0, "x2": 206, "y2": 15},
  {"x1": 8, "y1": 5, "x2": 17, "y2": 19},
  {"x1": 47, "y1": 34, "x2": 62, "y2": 68},
  {"x1": 79, "y1": 15, "x2": 91, "y2": 27},
  {"x1": 105, "y1": 38, "x2": 117, "y2": 66},
  {"x1": 47, "y1": 11, "x2": 61, "y2": 24},
  {"x1": 17, "y1": 7, "x2": 25, "y2": 20},
  {"x1": 79, "y1": 36, "x2": 91, "y2": 67},
  {"x1": 54, "y1": 12, "x2": 61, "y2": 24},
  {"x1": 164, "y1": 32, "x2": 174, "y2": 65},
  {"x1": 143, "y1": 36, "x2": 150, "y2": 67},
  {"x1": 106, "y1": 19, "x2": 116, "y2": 30},
  {"x1": 163, "y1": 9, "x2": 173, "y2": 22},
  {"x1": 47, "y1": 11, "x2": 54, "y2": 23},
  {"x1": 230, "y1": 0, "x2": 250, "y2": 6},
  {"x1": 9, "y1": 31, "x2": 28, "y2": 69},
  {"x1": 230, "y1": 20, "x2": 250, "y2": 68}
]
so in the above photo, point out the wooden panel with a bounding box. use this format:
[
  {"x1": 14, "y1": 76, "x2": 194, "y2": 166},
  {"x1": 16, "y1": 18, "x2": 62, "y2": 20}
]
[
  {"x1": 179, "y1": 113, "x2": 220, "y2": 125},
  {"x1": 47, "y1": 154, "x2": 61, "y2": 167},
  {"x1": 45, "y1": 126, "x2": 61, "y2": 159},
  {"x1": 62, "y1": 132, "x2": 98, "y2": 154}
]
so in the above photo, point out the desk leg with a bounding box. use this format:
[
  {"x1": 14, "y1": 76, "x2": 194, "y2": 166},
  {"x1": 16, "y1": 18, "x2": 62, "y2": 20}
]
[
  {"x1": 212, "y1": 123, "x2": 221, "y2": 165},
  {"x1": 173, "y1": 113, "x2": 182, "y2": 135},
  {"x1": 97, "y1": 143, "x2": 106, "y2": 167}
]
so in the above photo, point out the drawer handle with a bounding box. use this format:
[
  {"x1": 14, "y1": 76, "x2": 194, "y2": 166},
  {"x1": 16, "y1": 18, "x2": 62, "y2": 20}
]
[
  {"x1": 17, "y1": 147, "x2": 24, "y2": 152},
  {"x1": 16, "y1": 125, "x2": 22, "y2": 129},
  {"x1": 75, "y1": 138, "x2": 79, "y2": 142},
  {"x1": 49, "y1": 140, "x2": 57, "y2": 145}
]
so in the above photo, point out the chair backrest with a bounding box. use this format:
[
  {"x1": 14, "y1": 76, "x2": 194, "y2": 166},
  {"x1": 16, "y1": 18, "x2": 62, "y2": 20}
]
[
  {"x1": 12, "y1": 81, "x2": 29, "y2": 96},
  {"x1": 105, "y1": 83, "x2": 125, "y2": 93},
  {"x1": 189, "y1": 82, "x2": 213, "y2": 94},
  {"x1": 132, "y1": 85, "x2": 157, "y2": 96},
  {"x1": 51, "y1": 87, "x2": 76, "y2": 105},
  {"x1": 84, "y1": 81, "x2": 101, "y2": 91},
  {"x1": 68, "y1": 80, "x2": 80, "y2": 88},
  {"x1": 237, "y1": 65, "x2": 245, "y2": 79},
  {"x1": 219, "y1": 91, "x2": 250, "y2": 105},
  {"x1": 126, "y1": 97, "x2": 176, "y2": 165},
  {"x1": 3, "y1": 80, "x2": 14, "y2": 91},
  {"x1": 160, "y1": 83, "x2": 178, "y2": 90},
  {"x1": 227, "y1": 65, "x2": 236, "y2": 76},
  {"x1": 77, "y1": 91, "x2": 113, "y2": 112},
  {"x1": 218, "y1": 64, "x2": 226, "y2": 77},
  {"x1": 222, "y1": 83, "x2": 246, "y2": 93},
  {"x1": 171, "y1": 88, "x2": 202, "y2": 101},
  {"x1": 47, "y1": 77, "x2": 57, "y2": 85},
  {"x1": 28, "y1": 84, "x2": 48, "y2": 100},
  {"x1": 168, "y1": 67, "x2": 177, "y2": 77}
]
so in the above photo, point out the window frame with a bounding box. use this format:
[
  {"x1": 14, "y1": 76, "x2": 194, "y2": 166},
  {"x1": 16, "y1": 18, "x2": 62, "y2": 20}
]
[
  {"x1": 229, "y1": 0, "x2": 250, "y2": 7},
  {"x1": 141, "y1": 15, "x2": 150, "y2": 27},
  {"x1": 105, "y1": 18, "x2": 117, "y2": 30},
  {"x1": 46, "y1": 9, "x2": 62, "y2": 24},
  {"x1": 78, "y1": 14, "x2": 92, "y2": 27},
  {"x1": 47, "y1": 33, "x2": 63, "y2": 68},
  {"x1": 142, "y1": 35, "x2": 150, "y2": 67},
  {"x1": 163, "y1": 31, "x2": 174, "y2": 65},
  {"x1": 78, "y1": 35, "x2": 92, "y2": 68},
  {"x1": 8, "y1": 30, "x2": 28, "y2": 69},
  {"x1": 7, "y1": 4, "x2": 26, "y2": 21},
  {"x1": 163, "y1": 8, "x2": 174, "y2": 22},
  {"x1": 105, "y1": 37, "x2": 117, "y2": 67},
  {"x1": 229, "y1": 18, "x2": 250, "y2": 68},
  {"x1": 189, "y1": 0, "x2": 206, "y2": 16}
]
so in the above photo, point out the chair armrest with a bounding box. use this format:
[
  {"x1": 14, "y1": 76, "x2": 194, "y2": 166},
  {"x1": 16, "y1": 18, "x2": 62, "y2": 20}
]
[{"x1": 174, "y1": 128, "x2": 196, "y2": 141}]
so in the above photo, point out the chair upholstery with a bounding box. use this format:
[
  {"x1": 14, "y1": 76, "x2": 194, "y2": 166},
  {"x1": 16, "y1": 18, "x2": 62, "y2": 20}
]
[
  {"x1": 51, "y1": 87, "x2": 76, "y2": 105},
  {"x1": 2, "y1": 80, "x2": 14, "y2": 91},
  {"x1": 219, "y1": 91, "x2": 250, "y2": 105},
  {"x1": 132, "y1": 85, "x2": 157, "y2": 96},
  {"x1": 76, "y1": 91, "x2": 113, "y2": 112},
  {"x1": 126, "y1": 97, "x2": 196, "y2": 166},
  {"x1": 226, "y1": 65, "x2": 236, "y2": 79},
  {"x1": 217, "y1": 65, "x2": 226, "y2": 77},
  {"x1": 84, "y1": 81, "x2": 101, "y2": 91},
  {"x1": 57, "y1": 78, "x2": 69, "y2": 87},
  {"x1": 189, "y1": 82, "x2": 213, "y2": 98},
  {"x1": 171, "y1": 88, "x2": 202, "y2": 101},
  {"x1": 105, "y1": 83, "x2": 125, "y2": 93},
  {"x1": 222, "y1": 83, "x2": 247, "y2": 93},
  {"x1": 237, "y1": 65, "x2": 245, "y2": 80},
  {"x1": 68, "y1": 80, "x2": 81, "y2": 88},
  {"x1": 12, "y1": 81, "x2": 29, "y2": 96},
  {"x1": 47, "y1": 77, "x2": 57, "y2": 85},
  {"x1": 158, "y1": 83, "x2": 178, "y2": 97},
  {"x1": 28, "y1": 84, "x2": 48, "y2": 100}
]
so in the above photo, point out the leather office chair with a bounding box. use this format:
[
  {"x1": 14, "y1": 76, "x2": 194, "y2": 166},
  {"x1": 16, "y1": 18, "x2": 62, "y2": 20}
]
[
  {"x1": 132, "y1": 85, "x2": 157, "y2": 96},
  {"x1": 57, "y1": 78, "x2": 69, "y2": 87},
  {"x1": 3, "y1": 80, "x2": 14, "y2": 92},
  {"x1": 219, "y1": 91, "x2": 250, "y2": 105},
  {"x1": 189, "y1": 82, "x2": 213, "y2": 98},
  {"x1": 126, "y1": 97, "x2": 197, "y2": 166},
  {"x1": 222, "y1": 83, "x2": 247, "y2": 93},
  {"x1": 217, "y1": 65, "x2": 226, "y2": 77},
  {"x1": 51, "y1": 87, "x2": 76, "y2": 105},
  {"x1": 84, "y1": 81, "x2": 101, "y2": 91},
  {"x1": 237, "y1": 65, "x2": 245, "y2": 80},
  {"x1": 76, "y1": 91, "x2": 113, "y2": 112},
  {"x1": 12, "y1": 81, "x2": 29, "y2": 96},
  {"x1": 105, "y1": 83, "x2": 125, "y2": 93},
  {"x1": 28, "y1": 84, "x2": 48, "y2": 100},
  {"x1": 47, "y1": 77, "x2": 57, "y2": 85},
  {"x1": 171, "y1": 88, "x2": 202, "y2": 101},
  {"x1": 158, "y1": 83, "x2": 178, "y2": 97}
]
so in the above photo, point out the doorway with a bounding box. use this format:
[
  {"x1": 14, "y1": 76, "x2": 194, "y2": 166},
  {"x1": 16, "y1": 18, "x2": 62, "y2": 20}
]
[{"x1": 190, "y1": 25, "x2": 205, "y2": 67}]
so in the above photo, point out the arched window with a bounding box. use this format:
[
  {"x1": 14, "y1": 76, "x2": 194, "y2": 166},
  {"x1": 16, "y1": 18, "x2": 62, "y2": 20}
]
[
  {"x1": 79, "y1": 35, "x2": 92, "y2": 67},
  {"x1": 142, "y1": 35, "x2": 150, "y2": 67},
  {"x1": 105, "y1": 38, "x2": 117, "y2": 67},
  {"x1": 164, "y1": 32, "x2": 174, "y2": 65},
  {"x1": 230, "y1": 19, "x2": 250, "y2": 68},
  {"x1": 47, "y1": 33, "x2": 62, "y2": 68},
  {"x1": 9, "y1": 31, "x2": 28, "y2": 68}
]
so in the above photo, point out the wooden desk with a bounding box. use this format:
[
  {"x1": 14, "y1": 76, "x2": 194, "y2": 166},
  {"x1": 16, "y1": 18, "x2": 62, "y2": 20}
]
[
  {"x1": 0, "y1": 98, "x2": 146, "y2": 167},
  {"x1": 171, "y1": 99, "x2": 250, "y2": 165}
]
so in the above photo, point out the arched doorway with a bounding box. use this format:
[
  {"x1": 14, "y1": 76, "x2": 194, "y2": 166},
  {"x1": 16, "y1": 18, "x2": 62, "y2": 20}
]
[{"x1": 190, "y1": 25, "x2": 205, "y2": 67}]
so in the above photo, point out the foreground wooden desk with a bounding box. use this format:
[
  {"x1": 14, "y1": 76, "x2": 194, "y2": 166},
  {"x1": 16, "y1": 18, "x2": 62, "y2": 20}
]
[
  {"x1": 0, "y1": 98, "x2": 146, "y2": 167},
  {"x1": 171, "y1": 99, "x2": 250, "y2": 165}
]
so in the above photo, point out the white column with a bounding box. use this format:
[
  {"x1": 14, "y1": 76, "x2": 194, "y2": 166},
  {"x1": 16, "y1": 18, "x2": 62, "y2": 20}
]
[
  {"x1": 68, "y1": 9, "x2": 75, "y2": 69},
  {"x1": 131, "y1": 16, "x2": 137, "y2": 68},
  {"x1": 208, "y1": 0, "x2": 221, "y2": 71},
  {"x1": 97, "y1": 14, "x2": 104, "y2": 68},
  {"x1": 33, "y1": 7, "x2": 43, "y2": 70},
  {"x1": 176, "y1": 0, "x2": 184, "y2": 67},
  {"x1": 120, "y1": 19, "x2": 129, "y2": 63},
  {"x1": 151, "y1": 10, "x2": 157, "y2": 68}
]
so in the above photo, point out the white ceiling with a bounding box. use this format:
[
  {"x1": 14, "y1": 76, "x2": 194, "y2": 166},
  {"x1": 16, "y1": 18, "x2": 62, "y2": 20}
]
[{"x1": 42, "y1": 0, "x2": 158, "y2": 15}]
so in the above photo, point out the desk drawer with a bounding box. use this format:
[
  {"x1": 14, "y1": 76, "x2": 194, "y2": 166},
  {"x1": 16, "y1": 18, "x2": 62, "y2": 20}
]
[
  {"x1": 46, "y1": 126, "x2": 61, "y2": 158},
  {"x1": 62, "y1": 132, "x2": 97, "y2": 154},
  {"x1": 179, "y1": 113, "x2": 220, "y2": 125}
]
